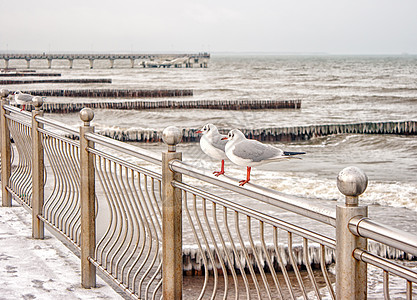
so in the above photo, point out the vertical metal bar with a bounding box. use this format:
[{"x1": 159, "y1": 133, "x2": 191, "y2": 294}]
[
  {"x1": 406, "y1": 280, "x2": 412, "y2": 300},
  {"x1": 79, "y1": 108, "x2": 96, "y2": 288},
  {"x1": 303, "y1": 238, "x2": 321, "y2": 299},
  {"x1": 320, "y1": 245, "x2": 335, "y2": 300},
  {"x1": 287, "y1": 232, "x2": 308, "y2": 299},
  {"x1": 336, "y1": 167, "x2": 368, "y2": 299},
  {"x1": 273, "y1": 228, "x2": 296, "y2": 300},
  {"x1": 32, "y1": 97, "x2": 44, "y2": 239},
  {"x1": 383, "y1": 271, "x2": 390, "y2": 300},
  {"x1": 247, "y1": 216, "x2": 272, "y2": 299},
  {"x1": 161, "y1": 126, "x2": 182, "y2": 300},
  {"x1": 1, "y1": 89, "x2": 11, "y2": 207},
  {"x1": 259, "y1": 222, "x2": 284, "y2": 299}
]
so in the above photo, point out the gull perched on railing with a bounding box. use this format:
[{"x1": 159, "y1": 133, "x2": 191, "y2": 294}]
[
  {"x1": 196, "y1": 123, "x2": 228, "y2": 176},
  {"x1": 222, "y1": 129, "x2": 305, "y2": 186},
  {"x1": 14, "y1": 90, "x2": 34, "y2": 111}
]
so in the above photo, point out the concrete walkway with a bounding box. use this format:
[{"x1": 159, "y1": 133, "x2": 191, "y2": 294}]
[{"x1": 0, "y1": 199, "x2": 123, "y2": 299}]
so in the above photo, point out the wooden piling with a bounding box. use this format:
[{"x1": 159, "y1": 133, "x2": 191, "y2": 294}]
[
  {"x1": 85, "y1": 121, "x2": 417, "y2": 143},
  {"x1": 17, "y1": 99, "x2": 302, "y2": 113},
  {"x1": 1, "y1": 79, "x2": 112, "y2": 84}
]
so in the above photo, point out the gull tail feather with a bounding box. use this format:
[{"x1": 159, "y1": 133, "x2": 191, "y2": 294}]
[
  {"x1": 283, "y1": 151, "x2": 306, "y2": 159},
  {"x1": 283, "y1": 151, "x2": 306, "y2": 156}
]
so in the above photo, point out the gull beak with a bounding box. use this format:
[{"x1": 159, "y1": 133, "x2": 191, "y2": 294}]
[
  {"x1": 221, "y1": 137, "x2": 228, "y2": 140},
  {"x1": 196, "y1": 130, "x2": 202, "y2": 133}
]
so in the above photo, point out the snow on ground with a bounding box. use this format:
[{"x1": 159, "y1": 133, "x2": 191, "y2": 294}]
[{"x1": 0, "y1": 203, "x2": 123, "y2": 300}]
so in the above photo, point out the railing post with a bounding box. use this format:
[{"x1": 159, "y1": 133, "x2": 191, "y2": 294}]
[
  {"x1": 1, "y1": 89, "x2": 11, "y2": 207},
  {"x1": 162, "y1": 126, "x2": 183, "y2": 300},
  {"x1": 32, "y1": 97, "x2": 44, "y2": 239},
  {"x1": 79, "y1": 108, "x2": 96, "y2": 288},
  {"x1": 336, "y1": 166, "x2": 368, "y2": 299}
]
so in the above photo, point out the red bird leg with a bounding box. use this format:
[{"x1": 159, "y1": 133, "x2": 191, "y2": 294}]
[
  {"x1": 213, "y1": 160, "x2": 225, "y2": 176},
  {"x1": 239, "y1": 166, "x2": 251, "y2": 186}
]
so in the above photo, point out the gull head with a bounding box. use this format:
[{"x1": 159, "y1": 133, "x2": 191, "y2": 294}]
[
  {"x1": 223, "y1": 129, "x2": 245, "y2": 141},
  {"x1": 196, "y1": 123, "x2": 217, "y2": 135}
]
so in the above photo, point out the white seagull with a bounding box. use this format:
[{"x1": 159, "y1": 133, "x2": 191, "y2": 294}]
[
  {"x1": 222, "y1": 129, "x2": 305, "y2": 186},
  {"x1": 14, "y1": 90, "x2": 34, "y2": 111},
  {"x1": 196, "y1": 124, "x2": 228, "y2": 176}
]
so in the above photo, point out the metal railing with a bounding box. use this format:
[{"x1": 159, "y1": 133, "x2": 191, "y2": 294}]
[{"x1": 1, "y1": 88, "x2": 417, "y2": 299}]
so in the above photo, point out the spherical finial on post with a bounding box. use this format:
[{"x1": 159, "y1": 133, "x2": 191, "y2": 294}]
[
  {"x1": 162, "y1": 126, "x2": 182, "y2": 152},
  {"x1": 80, "y1": 108, "x2": 94, "y2": 126},
  {"x1": 32, "y1": 96, "x2": 43, "y2": 111},
  {"x1": 337, "y1": 166, "x2": 368, "y2": 206},
  {"x1": 0, "y1": 89, "x2": 10, "y2": 99}
]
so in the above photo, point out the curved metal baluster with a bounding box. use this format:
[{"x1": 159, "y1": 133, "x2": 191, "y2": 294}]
[
  {"x1": 287, "y1": 232, "x2": 308, "y2": 299},
  {"x1": 151, "y1": 272, "x2": 163, "y2": 300},
  {"x1": 132, "y1": 174, "x2": 159, "y2": 296},
  {"x1": 106, "y1": 162, "x2": 127, "y2": 275},
  {"x1": 213, "y1": 203, "x2": 240, "y2": 300},
  {"x1": 303, "y1": 238, "x2": 321, "y2": 299},
  {"x1": 273, "y1": 228, "x2": 296, "y2": 300},
  {"x1": 52, "y1": 139, "x2": 72, "y2": 230},
  {"x1": 247, "y1": 217, "x2": 272, "y2": 299},
  {"x1": 55, "y1": 141, "x2": 76, "y2": 234},
  {"x1": 183, "y1": 191, "x2": 209, "y2": 300},
  {"x1": 48, "y1": 139, "x2": 68, "y2": 227},
  {"x1": 9, "y1": 120, "x2": 32, "y2": 205},
  {"x1": 43, "y1": 136, "x2": 62, "y2": 224},
  {"x1": 120, "y1": 169, "x2": 144, "y2": 285},
  {"x1": 14, "y1": 121, "x2": 32, "y2": 205},
  {"x1": 147, "y1": 260, "x2": 162, "y2": 300},
  {"x1": 195, "y1": 197, "x2": 219, "y2": 299},
  {"x1": 202, "y1": 200, "x2": 229, "y2": 299},
  {"x1": 127, "y1": 173, "x2": 153, "y2": 291},
  {"x1": 65, "y1": 143, "x2": 81, "y2": 243},
  {"x1": 95, "y1": 157, "x2": 116, "y2": 269},
  {"x1": 101, "y1": 159, "x2": 122, "y2": 271},
  {"x1": 259, "y1": 221, "x2": 284, "y2": 299},
  {"x1": 148, "y1": 178, "x2": 163, "y2": 234},
  {"x1": 59, "y1": 142, "x2": 80, "y2": 239},
  {"x1": 137, "y1": 175, "x2": 162, "y2": 298},
  {"x1": 235, "y1": 212, "x2": 262, "y2": 299},
  {"x1": 109, "y1": 164, "x2": 133, "y2": 279},
  {"x1": 223, "y1": 207, "x2": 251, "y2": 299},
  {"x1": 21, "y1": 122, "x2": 33, "y2": 205},
  {"x1": 320, "y1": 245, "x2": 335, "y2": 300}
]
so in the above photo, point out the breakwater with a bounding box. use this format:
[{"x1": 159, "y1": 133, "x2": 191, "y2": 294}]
[
  {"x1": 1, "y1": 78, "x2": 111, "y2": 85},
  {"x1": 91, "y1": 121, "x2": 417, "y2": 143},
  {"x1": 21, "y1": 88, "x2": 193, "y2": 98},
  {"x1": 20, "y1": 99, "x2": 301, "y2": 113},
  {"x1": 0, "y1": 73, "x2": 61, "y2": 77}
]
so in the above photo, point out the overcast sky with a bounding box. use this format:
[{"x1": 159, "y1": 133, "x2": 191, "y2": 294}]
[{"x1": 1, "y1": 0, "x2": 417, "y2": 54}]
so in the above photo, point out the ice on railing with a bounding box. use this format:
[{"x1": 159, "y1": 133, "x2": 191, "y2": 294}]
[
  {"x1": 368, "y1": 241, "x2": 417, "y2": 260},
  {"x1": 183, "y1": 242, "x2": 417, "y2": 273},
  {"x1": 182, "y1": 243, "x2": 336, "y2": 272}
]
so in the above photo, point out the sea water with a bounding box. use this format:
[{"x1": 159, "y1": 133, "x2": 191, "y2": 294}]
[{"x1": 4, "y1": 54, "x2": 417, "y2": 295}]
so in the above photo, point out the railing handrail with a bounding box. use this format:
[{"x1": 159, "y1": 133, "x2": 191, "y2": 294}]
[
  {"x1": 170, "y1": 159, "x2": 337, "y2": 226},
  {"x1": 35, "y1": 115, "x2": 79, "y2": 136},
  {"x1": 349, "y1": 217, "x2": 417, "y2": 257},
  {"x1": 354, "y1": 248, "x2": 417, "y2": 283},
  {"x1": 84, "y1": 131, "x2": 161, "y2": 165}
]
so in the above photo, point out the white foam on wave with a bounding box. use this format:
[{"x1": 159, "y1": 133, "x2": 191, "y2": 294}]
[{"x1": 248, "y1": 168, "x2": 417, "y2": 212}]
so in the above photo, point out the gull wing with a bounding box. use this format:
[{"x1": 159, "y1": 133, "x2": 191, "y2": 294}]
[{"x1": 232, "y1": 140, "x2": 283, "y2": 162}]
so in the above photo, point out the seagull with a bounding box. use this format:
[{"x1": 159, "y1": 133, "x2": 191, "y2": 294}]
[
  {"x1": 14, "y1": 90, "x2": 33, "y2": 111},
  {"x1": 222, "y1": 129, "x2": 305, "y2": 186},
  {"x1": 196, "y1": 123, "x2": 228, "y2": 176}
]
